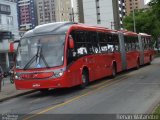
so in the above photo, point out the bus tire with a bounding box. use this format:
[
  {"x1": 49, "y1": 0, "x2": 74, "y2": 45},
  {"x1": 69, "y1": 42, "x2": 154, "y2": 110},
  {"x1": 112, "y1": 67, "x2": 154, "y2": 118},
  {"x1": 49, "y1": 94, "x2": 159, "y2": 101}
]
[
  {"x1": 79, "y1": 70, "x2": 89, "y2": 89},
  {"x1": 148, "y1": 55, "x2": 152, "y2": 65},
  {"x1": 136, "y1": 60, "x2": 140, "y2": 69},
  {"x1": 112, "y1": 64, "x2": 116, "y2": 78},
  {"x1": 39, "y1": 89, "x2": 49, "y2": 93}
]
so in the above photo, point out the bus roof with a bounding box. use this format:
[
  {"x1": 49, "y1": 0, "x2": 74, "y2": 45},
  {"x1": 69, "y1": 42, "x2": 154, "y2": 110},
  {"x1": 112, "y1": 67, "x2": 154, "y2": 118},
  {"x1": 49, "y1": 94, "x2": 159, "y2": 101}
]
[
  {"x1": 69, "y1": 23, "x2": 118, "y2": 34},
  {"x1": 22, "y1": 22, "x2": 76, "y2": 38},
  {"x1": 139, "y1": 33, "x2": 151, "y2": 37},
  {"x1": 119, "y1": 30, "x2": 138, "y2": 36},
  {"x1": 22, "y1": 22, "x2": 122, "y2": 38}
]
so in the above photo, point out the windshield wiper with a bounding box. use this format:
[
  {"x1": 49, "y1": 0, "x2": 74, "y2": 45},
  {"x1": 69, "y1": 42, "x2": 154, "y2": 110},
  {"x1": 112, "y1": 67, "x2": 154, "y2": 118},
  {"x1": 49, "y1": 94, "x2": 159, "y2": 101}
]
[
  {"x1": 37, "y1": 46, "x2": 50, "y2": 68},
  {"x1": 23, "y1": 55, "x2": 36, "y2": 70},
  {"x1": 23, "y1": 41, "x2": 50, "y2": 70}
]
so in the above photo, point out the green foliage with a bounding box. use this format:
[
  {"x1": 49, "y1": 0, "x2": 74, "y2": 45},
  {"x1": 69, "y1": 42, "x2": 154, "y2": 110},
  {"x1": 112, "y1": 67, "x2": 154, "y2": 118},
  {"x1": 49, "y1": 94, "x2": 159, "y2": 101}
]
[
  {"x1": 123, "y1": 0, "x2": 160, "y2": 39},
  {"x1": 148, "y1": 0, "x2": 160, "y2": 20},
  {"x1": 153, "y1": 104, "x2": 160, "y2": 114}
]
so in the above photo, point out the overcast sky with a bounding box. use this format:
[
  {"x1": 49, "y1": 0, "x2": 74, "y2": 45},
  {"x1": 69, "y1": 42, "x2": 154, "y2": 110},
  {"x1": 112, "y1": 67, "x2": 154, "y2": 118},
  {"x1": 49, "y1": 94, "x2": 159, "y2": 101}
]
[{"x1": 145, "y1": 0, "x2": 151, "y2": 4}]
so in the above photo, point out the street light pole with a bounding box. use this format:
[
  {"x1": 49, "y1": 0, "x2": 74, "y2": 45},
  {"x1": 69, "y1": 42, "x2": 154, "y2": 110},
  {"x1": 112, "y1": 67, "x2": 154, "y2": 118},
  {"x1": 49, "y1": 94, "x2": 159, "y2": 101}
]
[{"x1": 132, "y1": 0, "x2": 136, "y2": 32}]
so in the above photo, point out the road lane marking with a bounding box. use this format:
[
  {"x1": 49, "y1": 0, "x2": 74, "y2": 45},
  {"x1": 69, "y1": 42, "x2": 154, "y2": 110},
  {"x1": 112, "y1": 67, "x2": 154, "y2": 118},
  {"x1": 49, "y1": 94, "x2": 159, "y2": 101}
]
[
  {"x1": 24, "y1": 76, "x2": 129, "y2": 120},
  {"x1": 25, "y1": 75, "x2": 130, "y2": 114},
  {"x1": 27, "y1": 75, "x2": 129, "y2": 107},
  {"x1": 89, "y1": 74, "x2": 129, "y2": 89}
]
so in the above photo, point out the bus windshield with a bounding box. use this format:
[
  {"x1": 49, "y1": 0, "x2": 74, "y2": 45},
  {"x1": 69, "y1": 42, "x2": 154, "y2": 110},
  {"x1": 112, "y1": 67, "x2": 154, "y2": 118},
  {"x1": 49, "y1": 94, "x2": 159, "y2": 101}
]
[{"x1": 16, "y1": 35, "x2": 65, "y2": 69}]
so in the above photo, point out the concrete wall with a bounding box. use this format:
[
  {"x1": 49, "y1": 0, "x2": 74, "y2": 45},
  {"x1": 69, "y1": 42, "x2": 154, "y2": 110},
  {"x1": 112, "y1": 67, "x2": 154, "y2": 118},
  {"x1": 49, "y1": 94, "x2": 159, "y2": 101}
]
[
  {"x1": 0, "y1": 0, "x2": 19, "y2": 39},
  {"x1": 83, "y1": 0, "x2": 97, "y2": 26},
  {"x1": 0, "y1": 0, "x2": 19, "y2": 70},
  {"x1": 82, "y1": 0, "x2": 114, "y2": 28}
]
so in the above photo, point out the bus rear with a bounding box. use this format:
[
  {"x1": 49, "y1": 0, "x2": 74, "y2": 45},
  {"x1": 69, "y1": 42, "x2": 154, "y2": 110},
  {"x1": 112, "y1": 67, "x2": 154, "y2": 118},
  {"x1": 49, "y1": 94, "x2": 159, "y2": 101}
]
[{"x1": 139, "y1": 33, "x2": 155, "y2": 64}]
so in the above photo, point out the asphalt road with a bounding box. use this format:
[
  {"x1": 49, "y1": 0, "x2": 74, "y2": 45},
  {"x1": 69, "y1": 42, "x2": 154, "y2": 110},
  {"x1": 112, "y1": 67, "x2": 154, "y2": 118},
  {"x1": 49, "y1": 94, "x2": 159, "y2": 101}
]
[{"x1": 0, "y1": 58, "x2": 160, "y2": 120}]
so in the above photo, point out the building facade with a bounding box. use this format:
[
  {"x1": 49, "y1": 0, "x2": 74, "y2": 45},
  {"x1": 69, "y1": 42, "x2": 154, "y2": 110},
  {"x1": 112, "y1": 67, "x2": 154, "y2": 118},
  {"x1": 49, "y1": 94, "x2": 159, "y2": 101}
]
[
  {"x1": 0, "y1": 0, "x2": 19, "y2": 71},
  {"x1": 55, "y1": 0, "x2": 72, "y2": 22},
  {"x1": 74, "y1": 0, "x2": 125, "y2": 30},
  {"x1": 113, "y1": 0, "x2": 126, "y2": 30},
  {"x1": 82, "y1": 0, "x2": 114, "y2": 28},
  {"x1": 72, "y1": 0, "x2": 84, "y2": 23},
  {"x1": 17, "y1": 0, "x2": 37, "y2": 30},
  {"x1": 36, "y1": 0, "x2": 56, "y2": 25},
  {"x1": 36, "y1": 0, "x2": 72, "y2": 25},
  {"x1": 125, "y1": 0, "x2": 145, "y2": 16}
]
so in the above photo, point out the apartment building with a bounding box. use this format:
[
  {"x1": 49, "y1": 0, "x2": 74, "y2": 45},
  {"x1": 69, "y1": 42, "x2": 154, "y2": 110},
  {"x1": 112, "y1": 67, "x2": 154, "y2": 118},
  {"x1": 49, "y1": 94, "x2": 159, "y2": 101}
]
[
  {"x1": 125, "y1": 0, "x2": 145, "y2": 16},
  {"x1": 73, "y1": 0, "x2": 125, "y2": 29},
  {"x1": 78, "y1": 0, "x2": 113, "y2": 28},
  {"x1": 55, "y1": 0, "x2": 72, "y2": 22},
  {"x1": 113, "y1": 0, "x2": 126, "y2": 30},
  {"x1": 17, "y1": 0, "x2": 37, "y2": 30},
  {"x1": 0, "y1": 0, "x2": 19, "y2": 71},
  {"x1": 36, "y1": 0, "x2": 72, "y2": 25},
  {"x1": 72, "y1": 0, "x2": 84, "y2": 23},
  {"x1": 36, "y1": 0, "x2": 56, "y2": 25}
]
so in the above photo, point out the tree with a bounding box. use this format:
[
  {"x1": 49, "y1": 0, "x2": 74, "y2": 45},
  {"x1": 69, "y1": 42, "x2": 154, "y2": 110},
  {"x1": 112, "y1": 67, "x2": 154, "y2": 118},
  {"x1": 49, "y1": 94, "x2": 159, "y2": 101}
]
[
  {"x1": 123, "y1": 0, "x2": 160, "y2": 40},
  {"x1": 148, "y1": 0, "x2": 160, "y2": 20}
]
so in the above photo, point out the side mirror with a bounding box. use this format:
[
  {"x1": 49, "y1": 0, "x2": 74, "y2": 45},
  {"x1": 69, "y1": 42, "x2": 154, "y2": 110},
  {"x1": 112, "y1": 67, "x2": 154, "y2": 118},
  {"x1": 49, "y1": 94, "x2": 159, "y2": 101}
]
[
  {"x1": 9, "y1": 40, "x2": 20, "y2": 53},
  {"x1": 69, "y1": 36, "x2": 74, "y2": 49},
  {"x1": 9, "y1": 42, "x2": 14, "y2": 53}
]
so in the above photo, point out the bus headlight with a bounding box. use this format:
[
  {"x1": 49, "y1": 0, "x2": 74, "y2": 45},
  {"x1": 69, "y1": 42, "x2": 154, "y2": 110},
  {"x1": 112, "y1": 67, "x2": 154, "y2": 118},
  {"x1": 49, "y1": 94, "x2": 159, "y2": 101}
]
[
  {"x1": 15, "y1": 73, "x2": 20, "y2": 80},
  {"x1": 15, "y1": 75, "x2": 19, "y2": 79},
  {"x1": 54, "y1": 71, "x2": 64, "y2": 78}
]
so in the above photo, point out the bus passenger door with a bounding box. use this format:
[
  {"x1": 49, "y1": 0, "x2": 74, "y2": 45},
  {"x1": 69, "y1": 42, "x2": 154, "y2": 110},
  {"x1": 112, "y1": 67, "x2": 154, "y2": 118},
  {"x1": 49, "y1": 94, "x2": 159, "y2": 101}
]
[
  {"x1": 112, "y1": 34, "x2": 122, "y2": 72},
  {"x1": 88, "y1": 31, "x2": 100, "y2": 81},
  {"x1": 71, "y1": 30, "x2": 96, "y2": 83},
  {"x1": 86, "y1": 54, "x2": 96, "y2": 81}
]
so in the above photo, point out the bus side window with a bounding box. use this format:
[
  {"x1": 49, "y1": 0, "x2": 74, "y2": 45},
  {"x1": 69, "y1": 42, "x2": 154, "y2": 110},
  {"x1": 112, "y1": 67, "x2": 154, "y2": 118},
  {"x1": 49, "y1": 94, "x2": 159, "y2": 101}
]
[
  {"x1": 135, "y1": 37, "x2": 139, "y2": 50},
  {"x1": 75, "y1": 31, "x2": 88, "y2": 56},
  {"x1": 107, "y1": 34, "x2": 114, "y2": 53},
  {"x1": 112, "y1": 34, "x2": 120, "y2": 52},
  {"x1": 128, "y1": 37, "x2": 131, "y2": 50},
  {"x1": 143, "y1": 37, "x2": 148, "y2": 50},
  {"x1": 86, "y1": 32, "x2": 94, "y2": 54},
  {"x1": 99, "y1": 33, "x2": 108, "y2": 53},
  {"x1": 141, "y1": 37, "x2": 145, "y2": 49},
  {"x1": 146, "y1": 38, "x2": 150, "y2": 49},
  {"x1": 131, "y1": 37, "x2": 136, "y2": 50},
  {"x1": 90, "y1": 32, "x2": 100, "y2": 53},
  {"x1": 149, "y1": 37, "x2": 153, "y2": 49},
  {"x1": 124, "y1": 36, "x2": 130, "y2": 52},
  {"x1": 124, "y1": 36, "x2": 127, "y2": 52},
  {"x1": 128, "y1": 39, "x2": 132, "y2": 51}
]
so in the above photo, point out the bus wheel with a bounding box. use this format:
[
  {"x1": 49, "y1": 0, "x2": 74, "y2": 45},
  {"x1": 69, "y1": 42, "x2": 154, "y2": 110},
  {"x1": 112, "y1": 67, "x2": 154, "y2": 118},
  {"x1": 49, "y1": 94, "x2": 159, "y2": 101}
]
[
  {"x1": 39, "y1": 89, "x2": 49, "y2": 93},
  {"x1": 112, "y1": 64, "x2": 116, "y2": 78},
  {"x1": 149, "y1": 55, "x2": 152, "y2": 65},
  {"x1": 79, "y1": 70, "x2": 89, "y2": 89},
  {"x1": 136, "y1": 60, "x2": 140, "y2": 69}
]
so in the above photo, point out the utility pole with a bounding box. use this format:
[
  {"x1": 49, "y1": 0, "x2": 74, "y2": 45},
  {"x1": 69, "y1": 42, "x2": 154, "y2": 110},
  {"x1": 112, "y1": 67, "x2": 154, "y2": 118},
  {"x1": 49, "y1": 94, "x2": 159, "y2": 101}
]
[
  {"x1": 111, "y1": 22, "x2": 115, "y2": 30},
  {"x1": 132, "y1": 0, "x2": 136, "y2": 32},
  {"x1": 69, "y1": 8, "x2": 75, "y2": 22},
  {"x1": 72, "y1": 8, "x2": 74, "y2": 22}
]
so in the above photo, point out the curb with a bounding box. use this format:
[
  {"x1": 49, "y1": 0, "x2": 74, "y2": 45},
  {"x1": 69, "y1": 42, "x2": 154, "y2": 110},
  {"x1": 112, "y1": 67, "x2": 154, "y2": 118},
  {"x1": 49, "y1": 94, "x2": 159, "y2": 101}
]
[{"x1": 0, "y1": 90, "x2": 37, "y2": 102}]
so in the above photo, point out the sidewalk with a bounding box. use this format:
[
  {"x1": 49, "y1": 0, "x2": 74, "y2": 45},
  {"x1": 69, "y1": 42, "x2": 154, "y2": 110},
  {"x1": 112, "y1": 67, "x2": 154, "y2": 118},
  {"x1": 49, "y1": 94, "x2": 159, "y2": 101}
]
[{"x1": 0, "y1": 77, "x2": 36, "y2": 102}]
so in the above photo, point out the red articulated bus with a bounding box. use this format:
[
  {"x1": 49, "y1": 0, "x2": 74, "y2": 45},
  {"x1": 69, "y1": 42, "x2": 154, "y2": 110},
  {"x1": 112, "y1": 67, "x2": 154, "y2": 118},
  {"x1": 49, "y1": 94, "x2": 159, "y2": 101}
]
[
  {"x1": 138, "y1": 33, "x2": 155, "y2": 65},
  {"x1": 121, "y1": 30, "x2": 140, "y2": 69},
  {"x1": 13, "y1": 22, "x2": 154, "y2": 91}
]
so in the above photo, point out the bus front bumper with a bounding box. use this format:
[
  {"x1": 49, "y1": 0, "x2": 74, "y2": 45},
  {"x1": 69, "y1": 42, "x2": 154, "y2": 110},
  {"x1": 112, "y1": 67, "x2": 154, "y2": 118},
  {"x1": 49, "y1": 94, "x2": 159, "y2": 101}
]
[{"x1": 14, "y1": 78, "x2": 68, "y2": 90}]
